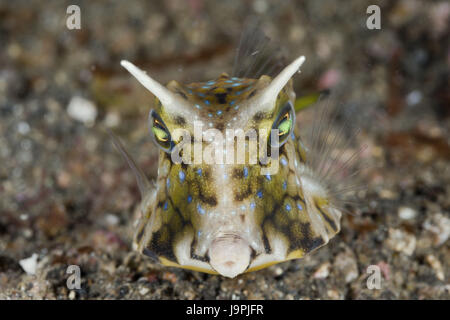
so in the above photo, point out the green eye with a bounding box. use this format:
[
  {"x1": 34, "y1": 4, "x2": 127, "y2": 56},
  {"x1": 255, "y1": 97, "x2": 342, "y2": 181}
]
[
  {"x1": 151, "y1": 125, "x2": 169, "y2": 142},
  {"x1": 149, "y1": 110, "x2": 174, "y2": 152},
  {"x1": 277, "y1": 114, "x2": 292, "y2": 136},
  {"x1": 269, "y1": 101, "x2": 295, "y2": 148}
]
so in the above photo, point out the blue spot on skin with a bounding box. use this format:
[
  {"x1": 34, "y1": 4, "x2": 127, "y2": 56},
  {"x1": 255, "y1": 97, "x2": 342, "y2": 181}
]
[
  {"x1": 234, "y1": 105, "x2": 239, "y2": 110},
  {"x1": 250, "y1": 202, "x2": 256, "y2": 209},
  {"x1": 229, "y1": 100, "x2": 236, "y2": 106},
  {"x1": 179, "y1": 171, "x2": 185, "y2": 183},
  {"x1": 240, "y1": 205, "x2": 246, "y2": 211},
  {"x1": 281, "y1": 158, "x2": 288, "y2": 166},
  {"x1": 197, "y1": 168, "x2": 202, "y2": 176},
  {"x1": 283, "y1": 181, "x2": 287, "y2": 190},
  {"x1": 163, "y1": 202, "x2": 168, "y2": 211},
  {"x1": 195, "y1": 104, "x2": 201, "y2": 109},
  {"x1": 197, "y1": 230, "x2": 202, "y2": 237},
  {"x1": 265, "y1": 174, "x2": 271, "y2": 181},
  {"x1": 197, "y1": 204, "x2": 205, "y2": 215},
  {"x1": 291, "y1": 132, "x2": 295, "y2": 140},
  {"x1": 297, "y1": 203, "x2": 303, "y2": 211},
  {"x1": 243, "y1": 167, "x2": 248, "y2": 178},
  {"x1": 205, "y1": 100, "x2": 211, "y2": 105},
  {"x1": 217, "y1": 110, "x2": 222, "y2": 116},
  {"x1": 187, "y1": 195, "x2": 192, "y2": 203},
  {"x1": 166, "y1": 178, "x2": 170, "y2": 189},
  {"x1": 286, "y1": 203, "x2": 292, "y2": 212},
  {"x1": 208, "y1": 113, "x2": 213, "y2": 117},
  {"x1": 257, "y1": 190, "x2": 263, "y2": 198}
]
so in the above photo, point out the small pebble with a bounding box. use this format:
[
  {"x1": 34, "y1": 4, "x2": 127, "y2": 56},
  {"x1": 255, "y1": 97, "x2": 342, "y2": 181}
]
[
  {"x1": 406, "y1": 90, "x2": 422, "y2": 106},
  {"x1": 162, "y1": 272, "x2": 177, "y2": 284},
  {"x1": 379, "y1": 189, "x2": 397, "y2": 199},
  {"x1": 104, "y1": 112, "x2": 121, "y2": 128},
  {"x1": 139, "y1": 287, "x2": 150, "y2": 295},
  {"x1": 425, "y1": 255, "x2": 445, "y2": 281},
  {"x1": 376, "y1": 261, "x2": 391, "y2": 281},
  {"x1": 17, "y1": 121, "x2": 30, "y2": 135},
  {"x1": 334, "y1": 250, "x2": 359, "y2": 283},
  {"x1": 69, "y1": 290, "x2": 76, "y2": 300},
  {"x1": 57, "y1": 171, "x2": 71, "y2": 188},
  {"x1": 105, "y1": 214, "x2": 120, "y2": 226},
  {"x1": 423, "y1": 213, "x2": 450, "y2": 246},
  {"x1": 313, "y1": 262, "x2": 331, "y2": 279},
  {"x1": 398, "y1": 206, "x2": 417, "y2": 220},
  {"x1": 327, "y1": 289, "x2": 341, "y2": 299},
  {"x1": 273, "y1": 267, "x2": 283, "y2": 276},
  {"x1": 386, "y1": 228, "x2": 416, "y2": 256}
]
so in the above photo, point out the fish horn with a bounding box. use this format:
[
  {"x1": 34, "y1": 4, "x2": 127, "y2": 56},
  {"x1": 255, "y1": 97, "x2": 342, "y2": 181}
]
[
  {"x1": 121, "y1": 60, "x2": 188, "y2": 115},
  {"x1": 257, "y1": 55, "x2": 305, "y2": 109}
]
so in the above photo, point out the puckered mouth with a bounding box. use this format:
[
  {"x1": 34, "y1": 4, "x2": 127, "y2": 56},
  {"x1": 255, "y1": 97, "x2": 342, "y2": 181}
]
[{"x1": 208, "y1": 233, "x2": 252, "y2": 278}]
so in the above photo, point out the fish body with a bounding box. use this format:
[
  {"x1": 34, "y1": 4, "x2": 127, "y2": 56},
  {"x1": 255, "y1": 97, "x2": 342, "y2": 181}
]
[{"x1": 115, "y1": 56, "x2": 344, "y2": 278}]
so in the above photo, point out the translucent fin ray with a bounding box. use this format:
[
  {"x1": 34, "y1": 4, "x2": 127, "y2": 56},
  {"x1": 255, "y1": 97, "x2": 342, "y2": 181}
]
[
  {"x1": 300, "y1": 93, "x2": 367, "y2": 211},
  {"x1": 232, "y1": 20, "x2": 285, "y2": 79},
  {"x1": 107, "y1": 129, "x2": 151, "y2": 198}
]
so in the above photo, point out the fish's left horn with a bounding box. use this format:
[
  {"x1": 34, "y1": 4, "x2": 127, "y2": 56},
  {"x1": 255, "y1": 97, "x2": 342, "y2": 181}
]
[{"x1": 258, "y1": 55, "x2": 305, "y2": 108}]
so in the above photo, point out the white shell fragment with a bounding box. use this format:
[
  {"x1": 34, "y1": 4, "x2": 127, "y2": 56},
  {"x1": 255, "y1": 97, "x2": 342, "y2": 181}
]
[
  {"x1": 386, "y1": 228, "x2": 416, "y2": 256},
  {"x1": 19, "y1": 253, "x2": 39, "y2": 275},
  {"x1": 67, "y1": 96, "x2": 98, "y2": 126},
  {"x1": 398, "y1": 206, "x2": 417, "y2": 220}
]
